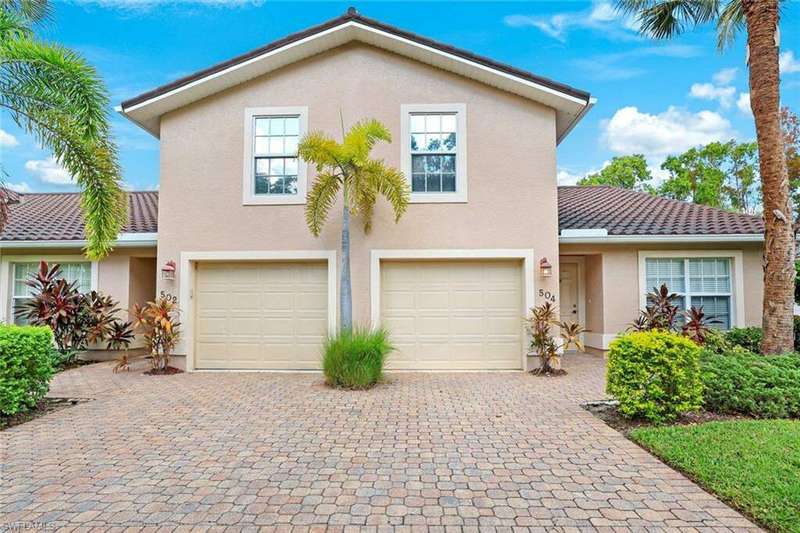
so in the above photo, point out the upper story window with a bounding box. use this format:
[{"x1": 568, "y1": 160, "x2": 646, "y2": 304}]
[
  {"x1": 401, "y1": 104, "x2": 467, "y2": 203},
  {"x1": 243, "y1": 107, "x2": 308, "y2": 205}
]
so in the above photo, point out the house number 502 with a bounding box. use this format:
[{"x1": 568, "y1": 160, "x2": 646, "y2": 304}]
[{"x1": 538, "y1": 289, "x2": 556, "y2": 303}]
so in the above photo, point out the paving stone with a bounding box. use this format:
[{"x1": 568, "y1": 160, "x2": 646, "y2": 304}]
[{"x1": 0, "y1": 356, "x2": 760, "y2": 530}]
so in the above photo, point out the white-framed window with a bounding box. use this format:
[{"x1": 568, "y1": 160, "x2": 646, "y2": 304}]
[
  {"x1": 401, "y1": 104, "x2": 467, "y2": 203},
  {"x1": 11, "y1": 261, "x2": 92, "y2": 325},
  {"x1": 639, "y1": 252, "x2": 745, "y2": 330},
  {"x1": 242, "y1": 106, "x2": 308, "y2": 205}
]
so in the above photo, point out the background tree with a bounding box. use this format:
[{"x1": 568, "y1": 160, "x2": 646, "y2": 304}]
[
  {"x1": 577, "y1": 154, "x2": 655, "y2": 192},
  {"x1": 0, "y1": 0, "x2": 127, "y2": 259},
  {"x1": 658, "y1": 140, "x2": 759, "y2": 214},
  {"x1": 299, "y1": 118, "x2": 409, "y2": 331},
  {"x1": 781, "y1": 107, "x2": 800, "y2": 221},
  {"x1": 617, "y1": 0, "x2": 794, "y2": 354}
]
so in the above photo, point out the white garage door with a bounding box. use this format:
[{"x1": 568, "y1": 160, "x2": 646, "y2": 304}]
[
  {"x1": 194, "y1": 262, "x2": 328, "y2": 369},
  {"x1": 381, "y1": 260, "x2": 524, "y2": 370}
]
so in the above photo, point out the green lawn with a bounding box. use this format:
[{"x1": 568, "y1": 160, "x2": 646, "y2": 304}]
[{"x1": 630, "y1": 420, "x2": 800, "y2": 532}]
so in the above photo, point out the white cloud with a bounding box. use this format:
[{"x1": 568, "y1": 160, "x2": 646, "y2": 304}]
[
  {"x1": 6, "y1": 182, "x2": 32, "y2": 193},
  {"x1": 557, "y1": 168, "x2": 586, "y2": 185},
  {"x1": 736, "y1": 92, "x2": 751, "y2": 115},
  {"x1": 0, "y1": 128, "x2": 19, "y2": 148},
  {"x1": 712, "y1": 67, "x2": 738, "y2": 85},
  {"x1": 780, "y1": 51, "x2": 800, "y2": 74},
  {"x1": 25, "y1": 158, "x2": 74, "y2": 185},
  {"x1": 689, "y1": 82, "x2": 737, "y2": 108},
  {"x1": 602, "y1": 106, "x2": 735, "y2": 158},
  {"x1": 504, "y1": 1, "x2": 638, "y2": 42}
]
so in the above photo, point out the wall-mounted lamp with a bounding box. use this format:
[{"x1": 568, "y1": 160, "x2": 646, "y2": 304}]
[
  {"x1": 539, "y1": 257, "x2": 553, "y2": 278},
  {"x1": 161, "y1": 260, "x2": 176, "y2": 281}
]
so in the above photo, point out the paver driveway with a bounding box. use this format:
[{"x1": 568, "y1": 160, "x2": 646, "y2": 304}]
[{"x1": 1, "y1": 355, "x2": 757, "y2": 531}]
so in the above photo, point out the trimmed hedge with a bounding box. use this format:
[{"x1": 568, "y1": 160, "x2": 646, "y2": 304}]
[
  {"x1": 724, "y1": 327, "x2": 763, "y2": 354},
  {"x1": 322, "y1": 327, "x2": 393, "y2": 390},
  {"x1": 0, "y1": 325, "x2": 55, "y2": 416},
  {"x1": 607, "y1": 330, "x2": 703, "y2": 423},
  {"x1": 701, "y1": 350, "x2": 800, "y2": 418}
]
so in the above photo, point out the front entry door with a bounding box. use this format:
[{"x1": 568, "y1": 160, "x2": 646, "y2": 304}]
[{"x1": 559, "y1": 262, "x2": 579, "y2": 323}]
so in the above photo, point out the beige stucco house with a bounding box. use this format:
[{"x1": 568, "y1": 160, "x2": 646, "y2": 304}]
[{"x1": 2, "y1": 10, "x2": 766, "y2": 370}]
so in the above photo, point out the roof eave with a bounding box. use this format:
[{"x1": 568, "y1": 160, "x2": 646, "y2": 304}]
[
  {"x1": 119, "y1": 16, "x2": 592, "y2": 139},
  {"x1": 0, "y1": 232, "x2": 159, "y2": 249},
  {"x1": 558, "y1": 233, "x2": 766, "y2": 244}
]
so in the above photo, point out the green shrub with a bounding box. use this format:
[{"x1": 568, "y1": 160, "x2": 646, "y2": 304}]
[
  {"x1": 724, "y1": 327, "x2": 763, "y2": 353},
  {"x1": 794, "y1": 316, "x2": 800, "y2": 352},
  {"x1": 607, "y1": 330, "x2": 704, "y2": 423},
  {"x1": 0, "y1": 325, "x2": 55, "y2": 416},
  {"x1": 322, "y1": 327, "x2": 393, "y2": 389},
  {"x1": 701, "y1": 350, "x2": 800, "y2": 418}
]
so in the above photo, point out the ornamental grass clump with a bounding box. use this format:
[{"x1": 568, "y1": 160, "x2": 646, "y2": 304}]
[
  {"x1": 607, "y1": 330, "x2": 703, "y2": 423},
  {"x1": 322, "y1": 326, "x2": 393, "y2": 390}
]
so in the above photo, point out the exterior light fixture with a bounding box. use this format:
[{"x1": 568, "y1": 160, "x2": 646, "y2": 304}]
[
  {"x1": 161, "y1": 260, "x2": 176, "y2": 281},
  {"x1": 539, "y1": 257, "x2": 553, "y2": 278}
]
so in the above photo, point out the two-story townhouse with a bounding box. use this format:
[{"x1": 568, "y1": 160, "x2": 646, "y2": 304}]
[{"x1": 1, "y1": 9, "x2": 766, "y2": 370}]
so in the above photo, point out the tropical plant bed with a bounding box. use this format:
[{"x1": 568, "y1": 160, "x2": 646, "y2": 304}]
[
  {"x1": 630, "y1": 420, "x2": 800, "y2": 533},
  {"x1": 0, "y1": 397, "x2": 90, "y2": 431},
  {"x1": 528, "y1": 368, "x2": 567, "y2": 377},
  {"x1": 583, "y1": 401, "x2": 750, "y2": 433}
]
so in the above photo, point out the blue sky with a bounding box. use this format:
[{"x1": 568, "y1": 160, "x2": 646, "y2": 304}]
[{"x1": 1, "y1": 0, "x2": 799, "y2": 193}]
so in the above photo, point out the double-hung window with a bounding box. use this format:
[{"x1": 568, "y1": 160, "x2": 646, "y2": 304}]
[
  {"x1": 243, "y1": 107, "x2": 308, "y2": 205},
  {"x1": 11, "y1": 261, "x2": 92, "y2": 325},
  {"x1": 401, "y1": 104, "x2": 467, "y2": 203},
  {"x1": 644, "y1": 257, "x2": 733, "y2": 329}
]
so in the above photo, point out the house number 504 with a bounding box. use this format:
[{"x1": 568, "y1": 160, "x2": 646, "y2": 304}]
[{"x1": 538, "y1": 289, "x2": 556, "y2": 303}]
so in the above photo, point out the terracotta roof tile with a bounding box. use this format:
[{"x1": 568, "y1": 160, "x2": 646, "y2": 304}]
[
  {"x1": 558, "y1": 186, "x2": 764, "y2": 235},
  {"x1": 1, "y1": 191, "x2": 158, "y2": 241},
  {"x1": 0, "y1": 187, "x2": 764, "y2": 242}
]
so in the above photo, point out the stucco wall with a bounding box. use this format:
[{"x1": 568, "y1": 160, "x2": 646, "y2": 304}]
[
  {"x1": 156, "y1": 43, "x2": 562, "y2": 350},
  {"x1": 560, "y1": 242, "x2": 764, "y2": 346}
]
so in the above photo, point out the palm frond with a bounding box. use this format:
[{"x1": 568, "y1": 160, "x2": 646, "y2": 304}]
[
  {"x1": 362, "y1": 160, "x2": 410, "y2": 224},
  {"x1": 617, "y1": 0, "x2": 720, "y2": 39},
  {"x1": 0, "y1": 0, "x2": 51, "y2": 24},
  {"x1": 0, "y1": 37, "x2": 127, "y2": 258},
  {"x1": 305, "y1": 171, "x2": 341, "y2": 236},
  {"x1": 298, "y1": 131, "x2": 342, "y2": 170},
  {"x1": 716, "y1": 0, "x2": 744, "y2": 49},
  {"x1": 0, "y1": 8, "x2": 31, "y2": 39},
  {"x1": 341, "y1": 119, "x2": 391, "y2": 163}
]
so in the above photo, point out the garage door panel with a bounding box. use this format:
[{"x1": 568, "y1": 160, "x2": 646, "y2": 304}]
[
  {"x1": 195, "y1": 261, "x2": 328, "y2": 370},
  {"x1": 381, "y1": 260, "x2": 523, "y2": 370}
]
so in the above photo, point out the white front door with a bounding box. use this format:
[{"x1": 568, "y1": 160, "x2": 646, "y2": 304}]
[{"x1": 559, "y1": 262, "x2": 580, "y2": 323}]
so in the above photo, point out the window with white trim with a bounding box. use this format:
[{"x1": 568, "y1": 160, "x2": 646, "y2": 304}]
[
  {"x1": 243, "y1": 107, "x2": 308, "y2": 205},
  {"x1": 11, "y1": 262, "x2": 91, "y2": 325},
  {"x1": 401, "y1": 104, "x2": 467, "y2": 202},
  {"x1": 645, "y1": 257, "x2": 732, "y2": 329}
]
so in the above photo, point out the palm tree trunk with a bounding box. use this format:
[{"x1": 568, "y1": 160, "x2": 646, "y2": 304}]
[
  {"x1": 340, "y1": 191, "x2": 353, "y2": 332},
  {"x1": 743, "y1": 0, "x2": 795, "y2": 354}
]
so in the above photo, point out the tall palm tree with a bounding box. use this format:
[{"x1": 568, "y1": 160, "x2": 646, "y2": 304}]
[
  {"x1": 0, "y1": 0, "x2": 127, "y2": 259},
  {"x1": 617, "y1": 0, "x2": 793, "y2": 353},
  {"x1": 299, "y1": 118, "x2": 410, "y2": 331}
]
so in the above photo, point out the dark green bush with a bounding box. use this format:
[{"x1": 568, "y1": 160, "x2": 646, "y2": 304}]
[
  {"x1": 701, "y1": 350, "x2": 800, "y2": 418},
  {"x1": 322, "y1": 327, "x2": 393, "y2": 390},
  {"x1": 724, "y1": 327, "x2": 763, "y2": 353},
  {"x1": 795, "y1": 316, "x2": 800, "y2": 352},
  {"x1": 0, "y1": 325, "x2": 55, "y2": 416},
  {"x1": 607, "y1": 330, "x2": 704, "y2": 423}
]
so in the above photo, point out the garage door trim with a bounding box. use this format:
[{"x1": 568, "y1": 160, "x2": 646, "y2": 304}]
[
  {"x1": 370, "y1": 249, "x2": 535, "y2": 371},
  {"x1": 180, "y1": 250, "x2": 337, "y2": 371}
]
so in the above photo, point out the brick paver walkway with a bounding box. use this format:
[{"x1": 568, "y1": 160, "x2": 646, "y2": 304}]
[{"x1": 1, "y1": 355, "x2": 757, "y2": 531}]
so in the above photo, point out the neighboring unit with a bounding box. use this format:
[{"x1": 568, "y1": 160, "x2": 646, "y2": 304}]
[{"x1": 3, "y1": 9, "x2": 766, "y2": 370}]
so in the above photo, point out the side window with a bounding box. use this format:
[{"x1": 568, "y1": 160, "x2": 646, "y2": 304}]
[{"x1": 401, "y1": 104, "x2": 467, "y2": 203}]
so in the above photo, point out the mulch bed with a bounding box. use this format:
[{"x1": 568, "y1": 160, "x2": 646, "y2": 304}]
[
  {"x1": 1, "y1": 397, "x2": 91, "y2": 431},
  {"x1": 583, "y1": 401, "x2": 751, "y2": 433},
  {"x1": 529, "y1": 368, "x2": 567, "y2": 377},
  {"x1": 143, "y1": 366, "x2": 183, "y2": 376}
]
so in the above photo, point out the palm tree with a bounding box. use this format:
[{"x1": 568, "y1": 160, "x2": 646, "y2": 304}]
[
  {"x1": 617, "y1": 0, "x2": 793, "y2": 353},
  {"x1": 0, "y1": 0, "x2": 127, "y2": 259},
  {"x1": 299, "y1": 118, "x2": 410, "y2": 331}
]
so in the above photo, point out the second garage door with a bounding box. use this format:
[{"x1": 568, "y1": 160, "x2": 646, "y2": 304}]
[
  {"x1": 194, "y1": 261, "x2": 328, "y2": 370},
  {"x1": 380, "y1": 260, "x2": 524, "y2": 370}
]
